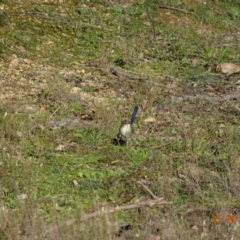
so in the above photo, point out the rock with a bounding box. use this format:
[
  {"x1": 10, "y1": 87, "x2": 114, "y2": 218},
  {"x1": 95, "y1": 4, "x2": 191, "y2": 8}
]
[
  {"x1": 70, "y1": 87, "x2": 82, "y2": 94},
  {"x1": 216, "y1": 63, "x2": 240, "y2": 74},
  {"x1": 17, "y1": 193, "x2": 28, "y2": 200},
  {"x1": 19, "y1": 105, "x2": 38, "y2": 113}
]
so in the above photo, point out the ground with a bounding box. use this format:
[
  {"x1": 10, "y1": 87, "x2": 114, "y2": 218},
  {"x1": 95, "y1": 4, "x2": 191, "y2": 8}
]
[{"x1": 0, "y1": 0, "x2": 240, "y2": 239}]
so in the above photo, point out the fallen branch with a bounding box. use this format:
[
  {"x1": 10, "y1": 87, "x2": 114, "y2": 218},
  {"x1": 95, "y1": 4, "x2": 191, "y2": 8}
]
[
  {"x1": 110, "y1": 66, "x2": 146, "y2": 81},
  {"x1": 44, "y1": 198, "x2": 171, "y2": 235},
  {"x1": 159, "y1": 5, "x2": 193, "y2": 14},
  {"x1": 137, "y1": 180, "x2": 160, "y2": 200},
  {"x1": 172, "y1": 90, "x2": 240, "y2": 103},
  {"x1": 172, "y1": 90, "x2": 240, "y2": 113}
]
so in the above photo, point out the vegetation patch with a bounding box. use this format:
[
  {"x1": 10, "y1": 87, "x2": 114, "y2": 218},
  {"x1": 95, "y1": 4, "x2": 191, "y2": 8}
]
[{"x1": 0, "y1": 0, "x2": 240, "y2": 239}]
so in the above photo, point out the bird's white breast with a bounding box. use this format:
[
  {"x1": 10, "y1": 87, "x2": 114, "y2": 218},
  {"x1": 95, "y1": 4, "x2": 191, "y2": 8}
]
[{"x1": 120, "y1": 124, "x2": 132, "y2": 139}]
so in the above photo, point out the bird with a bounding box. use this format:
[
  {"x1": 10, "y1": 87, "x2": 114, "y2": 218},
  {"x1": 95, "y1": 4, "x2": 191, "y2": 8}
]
[{"x1": 119, "y1": 105, "x2": 138, "y2": 140}]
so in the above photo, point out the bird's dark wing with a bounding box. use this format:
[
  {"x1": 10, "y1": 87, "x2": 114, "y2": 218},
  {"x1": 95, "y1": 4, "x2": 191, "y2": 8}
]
[{"x1": 130, "y1": 105, "x2": 138, "y2": 124}]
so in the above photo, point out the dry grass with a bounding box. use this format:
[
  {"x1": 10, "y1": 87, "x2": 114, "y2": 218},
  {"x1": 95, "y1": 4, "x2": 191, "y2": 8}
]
[{"x1": 0, "y1": 0, "x2": 240, "y2": 239}]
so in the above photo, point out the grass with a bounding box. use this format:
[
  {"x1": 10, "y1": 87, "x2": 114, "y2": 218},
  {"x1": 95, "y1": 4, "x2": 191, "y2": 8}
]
[{"x1": 0, "y1": 0, "x2": 240, "y2": 239}]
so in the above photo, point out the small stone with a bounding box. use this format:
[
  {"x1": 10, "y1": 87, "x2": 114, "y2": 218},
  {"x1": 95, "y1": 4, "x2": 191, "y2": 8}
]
[
  {"x1": 55, "y1": 144, "x2": 65, "y2": 151},
  {"x1": 23, "y1": 58, "x2": 33, "y2": 65},
  {"x1": 9, "y1": 58, "x2": 19, "y2": 68},
  {"x1": 70, "y1": 87, "x2": 82, "y2": 94},
  {"x1": 16, "y1": 131, "x2": 23, "y2": 137},
  {"x1": 17, "y1": 193, "x2": 28, "y2": 200},
  {"x1": 73, "y1": 180, "x2": 80, "y2": 187}
]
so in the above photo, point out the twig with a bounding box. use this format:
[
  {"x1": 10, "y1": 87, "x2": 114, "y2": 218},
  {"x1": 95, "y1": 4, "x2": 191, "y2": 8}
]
[
  {"x1": 110, "y1": 66, "x2": 177, "y2": 89},
  {"x1": 159, "y1": 5, "x2": 193, "y2": 14},
  {"x1": 44, "y1": 198, "x2": 171, "y2": 235},
  {"x1": 137, "y1": 180, "x2": 160, "y2": 200},
  {"x1": 46, "y1": 107, "x2": 61, "y2": 124},
  {"x1": 223, "y1": 21, "x2": 240, "y2": 31}
]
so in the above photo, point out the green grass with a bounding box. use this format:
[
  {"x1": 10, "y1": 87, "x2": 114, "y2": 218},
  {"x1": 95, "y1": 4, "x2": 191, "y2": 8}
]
[{"x1": 1, "y1": 0, "x2": 240, "y2": 239}]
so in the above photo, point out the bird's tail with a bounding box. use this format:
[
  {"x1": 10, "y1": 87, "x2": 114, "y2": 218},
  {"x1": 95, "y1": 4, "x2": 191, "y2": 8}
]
[{"x1": 130, "y1": 105, "x2": 138, "y2": 124}]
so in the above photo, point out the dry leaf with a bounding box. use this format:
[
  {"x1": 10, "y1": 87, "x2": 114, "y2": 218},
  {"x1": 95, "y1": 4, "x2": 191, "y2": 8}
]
[
  {"x1": 144, "y1": 117, "x2": 156, "y2": 123},
  {"x1": 143, "y1": 21, "x2": 151, "y2": 27},
  {"x1": 191, "y1": 225, "x2": 199, "y2": 230},
  {"x1": 225, "y1": 214, "x2": 236, "y2": 224},
  {"x1": 210, "y1": 171, "x2": 219, "y2": 177},
  {"x1": 166, "y1": 81, "x2": 178, "y2": 88},
  {"x1": 216, "y1": 63, "x2": 240, "y2": 74},
  {"x1": 73, "y1": 180, "x2": 80, "y2": 187},
  {"x1": 235, "y1": 156, "x2": 240, "y2": 167},
  {"x1": 211, "y1": 214, "x2": 221, "y2": 223},
  {"x1": 80, "y1": 114, "x2": 93, "y2": 120},
  {"x1": 55, "y1": 144, "x2": 65, "y2": 151}
]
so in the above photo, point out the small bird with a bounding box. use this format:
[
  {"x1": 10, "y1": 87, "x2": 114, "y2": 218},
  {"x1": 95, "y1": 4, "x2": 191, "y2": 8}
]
[{"x1": 119, "y1": 105, "x2": 138, "y2": 140}]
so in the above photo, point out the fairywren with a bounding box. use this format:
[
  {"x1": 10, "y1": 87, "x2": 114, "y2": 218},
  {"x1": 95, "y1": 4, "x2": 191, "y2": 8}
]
[{"x1": 119, "y1": 105, "x2": 138, "y2": 139}]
